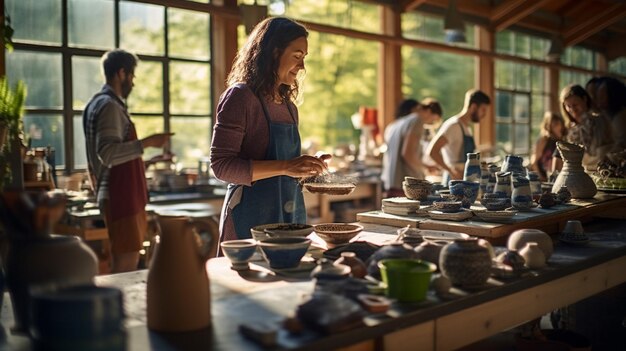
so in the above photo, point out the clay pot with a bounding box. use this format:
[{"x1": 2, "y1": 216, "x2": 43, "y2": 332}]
[
  {"x1": 6, "y1": 235, "x2": 98, "y2": 334},
  {"x1": 449, "y1": 180, "x2": 480, "y2": 208},
  {"x1": 147, "y1": 215, "x2": 213, "y2": 332},
  {"x1": 501, "y1": 155, "x2": 526, "y2": 176},
  {"x1": 495, "y1": 249, "x2": 526, "y2": 272},
  {"x1": 439, "y1": 238, "x2": 492, "y2": 289},
  {"x1": 551, "y1": 142, "x2": 597, "y2": 199},
  {"x1": 414, "y1": 240, "x2": 447, "y2": 268},
  {"x1": 494, "y1": 171, "x2": 512, "y2": 198},
  {"x1": 519, "y1": 242, "x2": 546, "y2": 269},
  {"x1": 334, "y1": 252, "x2": 367, "y2": 279},
  {"x1": 366, "y1": 243, "x2": 416, "y2": 280},
  {"x1": 538, "y1": 191, "x2": 556, "y2": 208},
  {"x1": 463, "y1": 152, "x2": 481, "y2": 182},
  {"x1": 511, "y1": 176, "x2": 533, "y2": 210},
  {"x1": 507, "y1": 229, "x2": 553, "y2": 260}
]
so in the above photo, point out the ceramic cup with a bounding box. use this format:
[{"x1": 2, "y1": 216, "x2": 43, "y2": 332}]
[
  {"x1": 378, "y1": 259, "x2": 436, "y2": 303},
  {"x1": 563, "y1": 220, "x2": 584, "y2": 235},
  {"x1": 30, "y1": 285, "x2": 126, "y2": 351},
  {"x1": 220, "y1": 239, "x2": 257, "y2": 271}
]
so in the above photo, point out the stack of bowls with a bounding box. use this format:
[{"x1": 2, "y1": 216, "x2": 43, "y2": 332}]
[{"x1": 402, "y1": 177, "x2": 433, "y2": 201}]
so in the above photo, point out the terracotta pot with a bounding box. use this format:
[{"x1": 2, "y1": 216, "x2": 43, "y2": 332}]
[
  {"x1": 5, "y1": 235, "x2": 98, "y2": 334},
  {"x1": 439, "y1": 238, "x2": 492, "y2": 289},
  {"x1": 334, "y1": 252, "x2": 367, "y2": 279},
  {"x1": 519, "y1": 242, "x2": 546, "y2": 269},
  {"x1": 551, "y1": 142, "x2": 597, "y2": 199},
  {"x1": 413, "y1": 240, "x2": 447, "y2": 269},
  {"x1": 507, "y1": 228, "x2": 553, "y2": 260},
  {"x1": 147, "y1": 215, "x2": 212, "y2": 332}
]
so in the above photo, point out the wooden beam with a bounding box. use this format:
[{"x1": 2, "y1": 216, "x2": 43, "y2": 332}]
[
  {"x1": 211, "y1": 0, "x2": 239, "y2": 119},
  {"x1": 563, "y1": 3, "x2": 626, "y2": 46},
  {"x1": 378, "y1": 6, "x2": 402, "y2": 133},
  {"x1": 560, "y1": 0, "x2": 589, "y2": 18},
  {"x1": 492, "y1": 0, "x2": 552, "y2": 31},
  {"x1": 403, "y1": 0, "x2": 428, "y2": 12}
]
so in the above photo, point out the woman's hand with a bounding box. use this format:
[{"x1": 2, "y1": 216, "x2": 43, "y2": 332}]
[{"x1": 284, "y1": 155, "x2": 328, "y2": 178}]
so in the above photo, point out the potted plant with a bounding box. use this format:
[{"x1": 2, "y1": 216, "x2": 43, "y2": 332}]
[{"x1": 0, "y1": 76, "x2": 27, "y2": 188}]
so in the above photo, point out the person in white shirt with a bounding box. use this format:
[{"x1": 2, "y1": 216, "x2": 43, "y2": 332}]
[
  {"x1": 427, "y1": 89, "x2": 491, "y2": 186},
  {"x1": 382, "y1": 98, "x2": 442, "y2": 197}
]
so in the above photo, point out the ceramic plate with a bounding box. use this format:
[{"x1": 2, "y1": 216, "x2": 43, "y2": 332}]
[
  {"x1": 381, "y1": 206, "x2": 418, "y2": 216},
  {"x1": 428, "y1": 208, "x2": 473, "y2": 221},
  {"x1": 413, "y1": 229, "x2": 470, "y2": 241},
  {"x1": 382, "y1": 197, "x2": 421, "y2": 206}
]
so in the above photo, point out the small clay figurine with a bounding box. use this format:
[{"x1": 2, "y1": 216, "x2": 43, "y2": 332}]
[
  {"x1": 538, "y1": 191, "x2": 556, "y2": 208},
  {"x1": 557, "y1": 186, "x2": 571, "y2": 203}
]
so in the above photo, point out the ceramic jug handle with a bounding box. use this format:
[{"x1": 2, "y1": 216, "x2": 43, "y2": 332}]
[{"x1": 189, "y1": 218, "x2": 219, "y2": 261}]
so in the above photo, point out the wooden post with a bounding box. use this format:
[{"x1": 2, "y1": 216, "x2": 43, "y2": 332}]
[
  {"x1": 547, "y1": 64, "x2": 560, "y2": 114},
  {"x1": 378, "y1": 6, "x2": 402, "y2": 132},
  {"x1": 475, "y1": 26, "x2": 495, "y2": 151},
  {"x1": 211, "y1": 0, "x2": 239, "y2": 121}
]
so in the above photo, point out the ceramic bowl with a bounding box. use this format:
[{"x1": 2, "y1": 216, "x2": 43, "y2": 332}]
[
  {"x1": 313, "y1": 223, "x2": 363, "y2": 248},
  {"x1": 220, "y1": 239, "x2": 257, "y2": 271},
  {"x1": 264, "y1": 223, "x2": 314, "y2": 238},
  {"x1": 480, "y1": 198, "x2": 509, "y2": 211},
  {"x1": 404, "y1": 176, "x2": 430, "y2": 185},
  {"x1": 402, "y1": 181, "x2": 433, "y2": 201},
  {"x1": 258, "y1": 237, "x2": 311, "y2": 269},
  {"x1": 251, "y1": 223, "x2": 312, "y2": 241},
  {"x1": 432, "y1": 200, "x2": 463, "y2": 213},
  {"x1": 378, "y1": 259, "x2": 436, "y2": 302},
  {"x1": 449, "y1": 180, "x2": 480, "y2": 208}
]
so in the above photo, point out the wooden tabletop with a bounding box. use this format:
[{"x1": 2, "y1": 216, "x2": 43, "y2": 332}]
[{"x1": 2, "y1": 217, "x2": 626, "y2": 351}]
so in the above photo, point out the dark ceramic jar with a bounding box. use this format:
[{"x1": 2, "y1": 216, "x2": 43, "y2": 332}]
[{"x1": 439, "y1": 238, "x2": 491, "y2": 290}]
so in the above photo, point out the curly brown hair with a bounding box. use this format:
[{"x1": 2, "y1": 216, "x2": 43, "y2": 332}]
[{"x1": 226, "y1": 17, "x2": 308, "y2": 102}]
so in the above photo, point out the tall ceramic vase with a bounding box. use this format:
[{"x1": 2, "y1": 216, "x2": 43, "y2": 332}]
[
  {"x1": 463, "y1": 152, "x2": 481, "y2": 182},
  {"x1": 551, "y1": 141, "x2": 597, "y2": 199},
  {"x1": 494, "y1": 171, "x2": 512, "y2": 198},
  {"x1": 439, "y1": 238, "x2": 492, "y2": 290},
  {"x1": 147, "y1": 215, "x2": 213, "y2": 332},
  {"x1": 511, "y1": 176, "x2": 533, "y2": 210}
]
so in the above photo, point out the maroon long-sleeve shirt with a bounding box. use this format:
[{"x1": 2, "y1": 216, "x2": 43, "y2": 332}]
[{"x1": 210, "y1": 83, "x2": 299, "y2": 186}]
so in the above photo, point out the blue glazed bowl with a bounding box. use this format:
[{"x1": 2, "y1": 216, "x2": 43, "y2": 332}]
[
  {"x1": 220, "y1": 239, "x2": 257, "y2": 270},
  {"x1": 449, "y1": 180, "x2": 480, "y2": 208},
  {"x1": 258, "y1": 237, "x2": 311, "y2": 269}
]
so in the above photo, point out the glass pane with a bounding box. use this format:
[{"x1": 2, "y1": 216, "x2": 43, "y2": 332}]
[
  {"x1": 6, "y1": 51, "x2": 62, "y2": 109},
  {"x1": 120, "y1": 1, "x2": 165, "y2": 56},
  {"x1": 68, "y1": 0, "x2": 115, "y2": 49},
  {"x1": 514, "y1": 124, "x2": 529, "y2": 155},
  {"x1": 127, "y1": 61, "x2": 163, "y2": 114},
  {"x1": 169, "y1": 62, "x2": 210, "y2": 115},
  {"x1": 168, "y1": 8, "x2": 210, "y2": 60},
  {"x1": 23, "y1": 114, "x2": 65, "y2": 167},
  {"x1": 530, "y1": 65, "x2": 545, "y2": 93},
  {"x1": 515, "y1": 33, "x2": 530, "y2": 58},
  {"x1": 298, "y1": 32, "x2": 379, "y2": 148},
  {"x1": 531, "y1": 94, "x2": 546, "y2": 144},
  {"x1": 72, "y1": 56, "x2": 103, "y2": 110},
  {"x1": 514, "y1": 94, "x2": 529, "y2": 122},
  {"x1": 495, "y1": 60, "x2": 514, "y2": 90},
  {"x1": 496, "y1": 91, "x2": 512, "y2": 121},
  {"x1": 496, "y1": 123, "x2": 512, "y2": 154},
  {"x1": 530, "y1": 36, "x2": 548, "y2": 60},
  {"x1": 7, "y1": 0, "x2": 61, "y2": 44},
  {"x1": 496, "y1": 31, "x2": 513, "y2": 55},
  {"x1": 277, "y1": 0, "x2": 382, "y2": 34},
  {"x1": 402, "y1": 47, "x2": 475, "y2": 122},
  {"x1": 515, "y1": 63, "x2": 530, "y2": 91},
  {"x1": 170, "y1": 117, "x2": 211, "y2": 168},
  {"x1": 73, "y1": 114, "x2": 87, "y2": 169},
  {"x1": 133, "y1": 116, "x2": 165, "y2": 161}
]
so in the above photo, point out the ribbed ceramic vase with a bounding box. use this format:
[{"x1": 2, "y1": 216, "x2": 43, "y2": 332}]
[
  {"x1": 439, "y1": 238, "x2": 492, "y2": 290},
  {"x1": 551, "y1": 142, "x2": 597, "y2": 199},
  {"x1": 494, "y1": 171, "x2": 512, "y2": 198}
]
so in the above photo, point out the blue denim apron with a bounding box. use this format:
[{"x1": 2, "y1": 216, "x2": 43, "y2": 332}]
[
  {"x1": 226, "y1": 97, "x2": 306, "y2": 239},
  {"x1": 443, "y1": 122, "x2": 476, "y2": 187}
]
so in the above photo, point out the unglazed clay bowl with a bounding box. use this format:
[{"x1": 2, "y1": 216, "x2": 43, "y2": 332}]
[
  {"x1": 264, "y1": 223, "x2": 314, "y2": 238},
  {"x1": 258, "y1": 237, "x2": 311, "y2": 269},
  {"x1": 480, "y1": 198, "x2": 509, "y2": 211},
  {"x1": 402, "y1": 181, "x2": 433, "y2": 201},
  {"x1": 432, "y1": 200, "x2": 463, "y2": 213},
  {"x1": 313, "y1": 223, "x2": 363, "y2": 248}
]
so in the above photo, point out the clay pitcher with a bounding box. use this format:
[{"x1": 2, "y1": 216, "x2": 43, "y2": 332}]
[{"x1": 147, "y1": 215, "x2": 216, "y2": 332}]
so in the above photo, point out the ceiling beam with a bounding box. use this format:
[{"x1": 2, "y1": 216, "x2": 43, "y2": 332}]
[
  {"x1": 563, "y1": 3, "x2": 626, "y2": 46},
  {"x1": 403, "y1": 0, "x2": 428, "y2": 12},
  {"x1": 491, "y1": 0, "x2": 552, "y2": 31}
]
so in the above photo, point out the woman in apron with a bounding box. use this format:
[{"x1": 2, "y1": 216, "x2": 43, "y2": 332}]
[{"x1": 210, "y1": 17, "x2": 329, "y2": 247}]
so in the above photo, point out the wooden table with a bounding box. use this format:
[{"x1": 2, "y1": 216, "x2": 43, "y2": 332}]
[
  {"x1": 358, "y1": 193, "x2": 626, "y2": 244},
  {"x1": 2, "y1": 218, "x2": 626, "y2": 351}
]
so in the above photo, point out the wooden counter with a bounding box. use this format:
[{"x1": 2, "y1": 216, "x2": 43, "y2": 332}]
[
  {"x1": 3, "y1": 218, "x2": 626, "y2": 351},
  {"x1": 358, "y1": 193, "x2": 626, "y2": 244}
]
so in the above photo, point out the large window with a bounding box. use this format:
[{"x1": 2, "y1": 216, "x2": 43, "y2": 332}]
[
  {"x1": 6, "y1": 0, "x2": 212, "y2": 171},
  {"x1": 609, "y1": 57, "x2": 626, "y2": 76},
  {"x1": 494, "y1": 32, "x2": 550, "y2": 161},
  {"x1": 559, "y1": 46, "x2": 596, "y2": 90},
  {"x1": 268, "y1": 0, "x2": 380, "y2": 151}
]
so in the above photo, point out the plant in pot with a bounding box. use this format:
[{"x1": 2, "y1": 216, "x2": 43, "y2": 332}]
[{"x1": 0, "y1": 76, "x2": 27, "y2": 189}]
